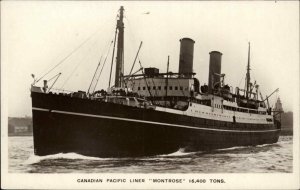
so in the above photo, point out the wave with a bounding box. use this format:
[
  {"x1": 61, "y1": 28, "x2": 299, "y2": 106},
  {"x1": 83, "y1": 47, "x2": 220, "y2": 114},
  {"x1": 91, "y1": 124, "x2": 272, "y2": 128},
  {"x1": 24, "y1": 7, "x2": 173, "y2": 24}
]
[
  {"x1": 255, "y1": 143, "x2": 277, "y2": 148},
  {"x1": 216, "y1": 146, "x2": 249, "y2": 151},
  {"x1": 24, "y1": 152, "x2": 107, "y2": 164},
  {"x1": 24, "y1": 142, "x2": 287, "y2": 165},
  {"x1": 215, "y1": 142, "x2": 283, "y2": 152},
  {"x1": 24, "y1": 149, "x2": 196, "y2": 164},
  {"x1": 159, "y1": 148, "x2": 198, "y2": 157}
]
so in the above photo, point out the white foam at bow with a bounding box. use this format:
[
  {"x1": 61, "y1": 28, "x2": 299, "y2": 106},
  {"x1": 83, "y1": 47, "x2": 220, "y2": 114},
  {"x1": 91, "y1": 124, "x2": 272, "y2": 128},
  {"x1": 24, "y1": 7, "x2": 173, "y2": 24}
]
[{"x1": 24, "y1": 153, "x2": 107, "y2": 164}]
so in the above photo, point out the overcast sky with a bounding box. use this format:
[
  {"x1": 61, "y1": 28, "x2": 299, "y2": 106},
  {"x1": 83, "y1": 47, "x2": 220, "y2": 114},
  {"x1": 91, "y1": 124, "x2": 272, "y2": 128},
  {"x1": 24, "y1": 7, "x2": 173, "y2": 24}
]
[{"x1": 2, "y1": 1, "x2": 299, "y2": 117}]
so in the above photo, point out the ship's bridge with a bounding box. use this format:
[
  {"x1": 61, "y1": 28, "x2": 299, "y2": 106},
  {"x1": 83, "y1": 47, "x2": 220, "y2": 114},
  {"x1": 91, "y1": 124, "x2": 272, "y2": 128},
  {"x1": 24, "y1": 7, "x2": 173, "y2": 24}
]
[{"x1": 125, "y1": 68, "x2": 195, "y2": 98}]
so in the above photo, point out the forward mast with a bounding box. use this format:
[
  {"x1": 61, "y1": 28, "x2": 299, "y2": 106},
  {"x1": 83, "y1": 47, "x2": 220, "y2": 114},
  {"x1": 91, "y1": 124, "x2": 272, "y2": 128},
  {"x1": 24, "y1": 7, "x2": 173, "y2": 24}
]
[{"x1": 114, "y1": 6, "x2": 125, "y2": 88}]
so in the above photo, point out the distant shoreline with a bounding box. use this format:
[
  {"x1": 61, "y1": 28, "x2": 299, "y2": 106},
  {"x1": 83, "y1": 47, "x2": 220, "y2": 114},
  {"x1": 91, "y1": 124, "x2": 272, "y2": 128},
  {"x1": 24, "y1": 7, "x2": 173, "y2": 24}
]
[
  {"x1": 280, "y1": 127, "x2": 293, "y2": 136},
  {"x1": 8, "y1": 133, "x2": 33, "y2": 137}
]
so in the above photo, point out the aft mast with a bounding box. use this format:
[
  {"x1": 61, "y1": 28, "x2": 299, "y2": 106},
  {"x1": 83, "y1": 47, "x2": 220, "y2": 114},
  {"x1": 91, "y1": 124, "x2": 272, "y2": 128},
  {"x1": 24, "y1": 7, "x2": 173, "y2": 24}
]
[
  {"x1": 114, "y1": 6, "x2": 125, "y2": 87},
  {"x1": 246, "y1": 42, "x2": 251, "y2": 99}
]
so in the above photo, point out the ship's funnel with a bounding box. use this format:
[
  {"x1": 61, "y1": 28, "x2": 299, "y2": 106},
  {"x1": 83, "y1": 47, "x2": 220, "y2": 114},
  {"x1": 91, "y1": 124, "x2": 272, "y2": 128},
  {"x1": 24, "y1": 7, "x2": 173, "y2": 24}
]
[
  {"x1": 208, "y1": 51, "x2": 222, "y2": 93},
  {"x1": 178, "y1": 38, "x2": 195, "y2": 78}
]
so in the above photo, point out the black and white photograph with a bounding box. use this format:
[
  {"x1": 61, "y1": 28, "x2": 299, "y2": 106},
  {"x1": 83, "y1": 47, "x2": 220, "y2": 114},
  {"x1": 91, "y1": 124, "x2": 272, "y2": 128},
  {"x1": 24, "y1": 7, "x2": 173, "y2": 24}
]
[{"x1": 1, "y1": 1, "x2": 299, "y2": 189}]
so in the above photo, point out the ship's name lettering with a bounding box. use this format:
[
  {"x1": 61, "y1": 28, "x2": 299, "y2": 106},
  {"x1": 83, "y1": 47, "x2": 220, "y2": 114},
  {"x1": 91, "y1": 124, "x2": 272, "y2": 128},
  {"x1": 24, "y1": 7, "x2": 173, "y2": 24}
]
[
  {"x1": 77, "y1": 178, "x2": 103, "y2": 183},
  {"x1": 150, "y1": 178, "x2": 184, "y2": 183}
]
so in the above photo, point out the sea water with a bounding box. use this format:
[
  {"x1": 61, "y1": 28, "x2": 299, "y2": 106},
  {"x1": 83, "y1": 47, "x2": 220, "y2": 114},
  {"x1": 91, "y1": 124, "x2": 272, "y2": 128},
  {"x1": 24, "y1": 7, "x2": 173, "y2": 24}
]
[{"x1": 8, "y1": 136, "x2": 292, "y2": 173}]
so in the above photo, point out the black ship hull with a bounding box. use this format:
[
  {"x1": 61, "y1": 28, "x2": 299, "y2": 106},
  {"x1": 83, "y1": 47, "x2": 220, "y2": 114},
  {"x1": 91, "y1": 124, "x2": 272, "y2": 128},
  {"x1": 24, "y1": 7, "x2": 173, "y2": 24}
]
[{"x1": 31, "y1": 91, "x2": 280, "y2": 157}]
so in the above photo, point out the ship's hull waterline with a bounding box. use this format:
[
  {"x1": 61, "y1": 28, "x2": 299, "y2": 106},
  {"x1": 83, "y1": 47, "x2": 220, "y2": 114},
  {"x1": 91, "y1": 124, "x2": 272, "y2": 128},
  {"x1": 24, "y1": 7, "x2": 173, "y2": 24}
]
[{"x1": 32, "y1": 91, "x2": 280, "y2": 157}]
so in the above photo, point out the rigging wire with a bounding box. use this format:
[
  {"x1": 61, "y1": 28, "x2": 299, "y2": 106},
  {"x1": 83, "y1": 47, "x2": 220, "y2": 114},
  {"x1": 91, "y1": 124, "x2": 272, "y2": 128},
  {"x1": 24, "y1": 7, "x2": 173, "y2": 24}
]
[
  {"x1": 125, "y1": 15, "x2": 154, "y2": 100},
  {"x1": 124, "y1": 67, "x2": 143, "y2": 91},
  {"x1": 88, "y1": 17, "x2": 117, "y2": 93},
  {"x1": 48, "y1": 73, "x2": 62, "y2": 92},
  {"x1": 55, "y1": 14, "x2": 117, "y2": 91},
  {"x1": 107, "y1": 14, "x2": 120, "y2": 88},
  {"x1": 124, "y1": 16, "x2": 145, "y2": 72},
  {"x1": 87, "y1": 55, "x2": 103, "y2": 94},
  {"x1": 125, "y1": 16, "x2": 140, "y2": 46},
  {"x1": 47, "y1": 72, "x2": 62, "y2": 82},
  {"x1": 237, "y1": 75, "x2": 244, "y2": 89},
  {"x1": 36, "y1": 25, "x2": 105, "y2": 83},
  {"x1": 35, "y1": 10, "x2": 118, "y2": 84},
  {"x1": 272, "y1": 91, "x2": 279, "y2": 109},
  {"x1": 60, "y1": 37, "x2": 101, "y2": 89},
  {"x1": 60, "y1": 56, "x2": 88, "y2": 89},
  {"x1": 108, "y1": 28, "x2": 118, "y2": 88},
  {"x1": 129, "y1": 41, "x2": 143, "y2": 76},
  {"x1": 138, "y1": 60, "x2": 152, "y2": 97},
  {"x1": 93, "y1": 40, "x2": 114, "y2": 93}
]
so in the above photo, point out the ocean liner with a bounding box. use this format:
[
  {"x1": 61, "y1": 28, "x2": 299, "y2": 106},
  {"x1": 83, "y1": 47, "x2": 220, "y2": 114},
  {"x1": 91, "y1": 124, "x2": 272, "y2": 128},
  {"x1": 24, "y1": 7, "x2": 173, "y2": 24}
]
[{"x1": 31, "y1": 6, "x2": 281, "y2": 157}]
